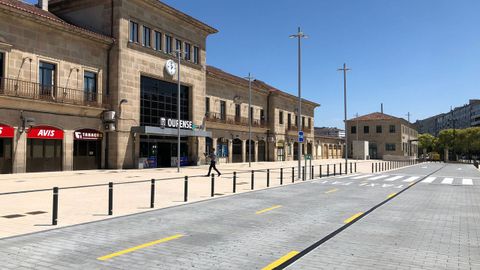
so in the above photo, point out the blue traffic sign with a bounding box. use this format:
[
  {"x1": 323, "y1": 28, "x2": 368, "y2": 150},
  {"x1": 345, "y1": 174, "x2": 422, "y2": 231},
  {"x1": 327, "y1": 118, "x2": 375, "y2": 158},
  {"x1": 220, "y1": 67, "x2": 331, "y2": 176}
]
[{"x1": 298, "y1": 131, "x2": 304, "y2": 142}]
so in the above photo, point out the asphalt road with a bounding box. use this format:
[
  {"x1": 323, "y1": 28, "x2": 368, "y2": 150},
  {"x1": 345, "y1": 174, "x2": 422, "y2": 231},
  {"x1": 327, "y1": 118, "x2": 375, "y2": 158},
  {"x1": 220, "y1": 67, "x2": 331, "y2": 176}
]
[{"x1": 0, "y1": 163, "x2": 478, "y2": 270}]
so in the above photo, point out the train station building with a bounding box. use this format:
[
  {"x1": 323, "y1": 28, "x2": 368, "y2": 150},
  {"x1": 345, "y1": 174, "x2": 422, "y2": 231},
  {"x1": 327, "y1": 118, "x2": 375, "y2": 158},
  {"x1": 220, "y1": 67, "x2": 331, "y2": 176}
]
[{"x1": 0, "y1": 0, "x2": 323, "y2": 174}]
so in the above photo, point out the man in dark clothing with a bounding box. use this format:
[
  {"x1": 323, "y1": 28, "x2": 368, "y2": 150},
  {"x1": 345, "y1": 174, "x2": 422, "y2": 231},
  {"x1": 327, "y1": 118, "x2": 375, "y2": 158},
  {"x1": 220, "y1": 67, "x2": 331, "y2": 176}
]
[{"x1": 206, "y1": 148, "x2": 221, "y2": 177}]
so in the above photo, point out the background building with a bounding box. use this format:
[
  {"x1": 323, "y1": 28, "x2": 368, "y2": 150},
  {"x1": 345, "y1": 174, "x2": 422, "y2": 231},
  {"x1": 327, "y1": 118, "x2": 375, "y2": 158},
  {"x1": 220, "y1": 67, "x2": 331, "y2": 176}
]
[
  {"x1": 415, "y1": 99, "x2": 480, "y2": 135},
  {"x1": 346, "y1": 112, "x2": 418, "y2": 159},
  {"x1": 314, "y1": 127, "x2": 345, "y2": 138}
]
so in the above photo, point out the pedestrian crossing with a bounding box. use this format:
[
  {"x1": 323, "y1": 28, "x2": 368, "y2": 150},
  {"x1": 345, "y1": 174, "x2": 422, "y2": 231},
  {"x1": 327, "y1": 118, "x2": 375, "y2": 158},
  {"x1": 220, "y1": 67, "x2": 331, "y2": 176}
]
[{"x1": 334, "y1": 173, "x2": 479, "y2": 186}]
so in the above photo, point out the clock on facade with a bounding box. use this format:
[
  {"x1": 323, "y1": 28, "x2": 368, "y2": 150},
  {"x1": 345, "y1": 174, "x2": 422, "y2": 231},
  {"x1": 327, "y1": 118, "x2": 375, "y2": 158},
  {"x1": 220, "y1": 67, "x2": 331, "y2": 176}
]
[{"x1": 165, "y1": 59, "x2": 177, "y2": 76}]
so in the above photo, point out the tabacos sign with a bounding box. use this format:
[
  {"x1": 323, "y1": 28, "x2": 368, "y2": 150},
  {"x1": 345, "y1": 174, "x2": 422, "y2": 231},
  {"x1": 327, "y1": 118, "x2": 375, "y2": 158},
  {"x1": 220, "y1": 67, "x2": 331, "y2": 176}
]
[
  {"x1": 28, "y1": 126, "x2": 64, "y2": 140},
  {"x1": 160, "y1": 117, "x2": 194, "y2": 130},
  {"x1": 74, "y1": 129, "x2": 103, "y2": 140},
  {"x1": 0, "y1": 124, "x2": 15, "y2": 138}
]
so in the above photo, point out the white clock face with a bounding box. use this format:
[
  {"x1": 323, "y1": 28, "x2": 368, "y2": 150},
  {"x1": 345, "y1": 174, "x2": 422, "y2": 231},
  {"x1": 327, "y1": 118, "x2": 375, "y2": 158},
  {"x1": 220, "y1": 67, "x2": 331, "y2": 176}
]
[{"x1": 165, "y1": 59, "x2": 177, "y2": 75}]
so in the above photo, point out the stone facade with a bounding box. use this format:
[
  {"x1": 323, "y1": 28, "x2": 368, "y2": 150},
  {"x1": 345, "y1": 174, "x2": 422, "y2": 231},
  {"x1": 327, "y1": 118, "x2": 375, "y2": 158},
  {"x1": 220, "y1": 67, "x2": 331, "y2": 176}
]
[
  {"x1": 346, "y1": 112, "x2": 418, "y2": 160},
  {"x1": 0, "y1": 0, "x2": 321, "y2": 173}
]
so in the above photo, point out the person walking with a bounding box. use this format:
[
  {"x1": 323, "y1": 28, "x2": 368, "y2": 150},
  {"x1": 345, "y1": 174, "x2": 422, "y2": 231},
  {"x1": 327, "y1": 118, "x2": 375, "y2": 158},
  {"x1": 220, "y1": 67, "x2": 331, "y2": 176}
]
[{"x1": 206, "y1": 148, "x2": 221, "y2": 177}]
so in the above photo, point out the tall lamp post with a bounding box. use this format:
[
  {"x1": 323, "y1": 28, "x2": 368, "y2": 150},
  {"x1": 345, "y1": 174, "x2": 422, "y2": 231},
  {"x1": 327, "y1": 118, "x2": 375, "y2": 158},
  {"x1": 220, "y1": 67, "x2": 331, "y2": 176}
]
[
  {"x1": 290, "y1": 27, "x2": 308, "y2": 179},
  {"x1": 176, "y1": 49, "x2": 182, "y2": 173},
  {"x1": 338, "y1": 63, "x2": 351, "y2": 174},
  {"x1": 245, "y1": 73, "x2": 254, "y2": 168}
]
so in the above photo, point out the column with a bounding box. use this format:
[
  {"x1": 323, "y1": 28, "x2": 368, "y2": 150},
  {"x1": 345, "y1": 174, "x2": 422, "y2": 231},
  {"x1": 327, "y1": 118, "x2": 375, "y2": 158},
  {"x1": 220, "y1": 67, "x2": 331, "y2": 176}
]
[
  {"x1": 12, "y1": 128, "x2": 27, "y2": 173},
  {"x1": 212, "y1": 138, "x2": 217, "y2": 154},
  {"x1": 228, "y1": 139, "x2": 233, "y2": 163},
  {"x1": 63, "y1": 130, "x2": 74, "y2": 171},
  {"x1": 241, "y1": 139, "x2": 246, "y2": 163},
  {"x1": 254, "y1": 141, "x2": 258, "y2": 162}
]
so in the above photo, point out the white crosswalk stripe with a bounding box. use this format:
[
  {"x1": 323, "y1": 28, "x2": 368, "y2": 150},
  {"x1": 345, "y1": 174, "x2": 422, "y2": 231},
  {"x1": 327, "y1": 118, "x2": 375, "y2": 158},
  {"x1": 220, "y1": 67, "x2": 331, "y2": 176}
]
[
  {"x1": 422, "y1": 177, "x2": 436, "y2": 183},
  {"x1": 462, "y1": 179, "x2": 473, "y2": 185},
  {"x1": 384, "y1": 176, "x2": 403, "y2": 182},
  {"x1": 337, "y1": 174, "x2": 360, "y2": 179},
  {"x1": 402, "y1": 176, "x2": 420, "y2": 183},
  {"x1": 351, "y1": 174, "x2": 374, "y2": 179},
  {"x1": 368, "y1": 175, "x2": 389, "y2": 180},
  {"x1": 441, "y1": 178, "x2": 454, "y2": 184}
]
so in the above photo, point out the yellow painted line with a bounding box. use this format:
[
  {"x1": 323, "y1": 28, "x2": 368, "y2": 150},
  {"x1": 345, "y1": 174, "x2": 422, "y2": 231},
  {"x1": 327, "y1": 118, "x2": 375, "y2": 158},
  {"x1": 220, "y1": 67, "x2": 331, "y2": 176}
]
[
  {"x1": 262, "y1": 251, "x2": 299, "y2": 270},
  {"x1": 343, "y1": 212, "x2": 364, "y2": 224},
  {"x1": 97, "y1": 234, "x2": 184, "y2": 261},
  {"x1": 325, "y1": 188, "x2": 339, "y2": 194},
  {"x1": 256, "y1": 205, "x2": 282, "y2": 215},
  {"x1": 387, "y1": 192, "x2": 397, "y2": 198}
]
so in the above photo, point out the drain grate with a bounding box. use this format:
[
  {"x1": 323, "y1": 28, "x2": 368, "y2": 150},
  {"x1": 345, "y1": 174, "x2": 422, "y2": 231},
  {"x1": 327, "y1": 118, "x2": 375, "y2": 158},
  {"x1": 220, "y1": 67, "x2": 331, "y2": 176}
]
[
  {"x1": 25, "y1": 211, "x2": 48, "y2": 215},
  {"x1": 2, "y1": 214, "x2": 26, "y2": 219}
]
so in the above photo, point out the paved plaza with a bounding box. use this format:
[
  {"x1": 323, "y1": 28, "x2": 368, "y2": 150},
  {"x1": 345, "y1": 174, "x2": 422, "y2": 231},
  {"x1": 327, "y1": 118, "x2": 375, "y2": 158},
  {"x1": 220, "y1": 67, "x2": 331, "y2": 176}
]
[{"x1": 0, "y1": 162, "x2": 478, "y2": 269}]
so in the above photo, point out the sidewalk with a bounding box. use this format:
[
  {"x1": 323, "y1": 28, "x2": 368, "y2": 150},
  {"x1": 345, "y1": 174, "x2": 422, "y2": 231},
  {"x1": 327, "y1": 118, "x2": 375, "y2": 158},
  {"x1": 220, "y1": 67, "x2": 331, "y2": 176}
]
[{"x1": 0, "y1": 159, "x2": 380, "y2": 238}]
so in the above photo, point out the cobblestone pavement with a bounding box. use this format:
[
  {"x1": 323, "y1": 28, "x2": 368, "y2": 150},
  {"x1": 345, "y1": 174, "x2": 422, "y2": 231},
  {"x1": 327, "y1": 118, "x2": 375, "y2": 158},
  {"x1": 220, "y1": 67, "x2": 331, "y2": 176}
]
[
  {"x1": 1, "y1": 163, "x2": 474, "y2": 269},
  {"x1": 288, "y1": 163, "x2": 480, "y2": 270}
]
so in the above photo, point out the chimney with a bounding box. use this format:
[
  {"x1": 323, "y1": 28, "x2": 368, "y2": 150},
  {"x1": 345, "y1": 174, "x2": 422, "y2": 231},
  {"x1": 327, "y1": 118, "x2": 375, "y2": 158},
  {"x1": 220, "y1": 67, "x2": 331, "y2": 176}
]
[
  {"x1": 381, "y1": 103, "x2": 384, "y2": 114},
  {"x1": 38, "y1": 0, "x2": 48, "y2": 11}
]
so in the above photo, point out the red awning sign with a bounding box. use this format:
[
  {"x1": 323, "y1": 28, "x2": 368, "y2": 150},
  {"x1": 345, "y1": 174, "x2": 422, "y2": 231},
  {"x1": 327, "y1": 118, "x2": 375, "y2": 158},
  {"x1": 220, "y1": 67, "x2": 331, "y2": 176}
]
[
  {"x1": 0, "y1": 124, "x2": 14, "y2": 138},
  {"x1": 74, "y1": 129, "x2": 103, "y2": 140},
  {"x1": 28, "y1": 126, "x2": 64, "y2": 140}
]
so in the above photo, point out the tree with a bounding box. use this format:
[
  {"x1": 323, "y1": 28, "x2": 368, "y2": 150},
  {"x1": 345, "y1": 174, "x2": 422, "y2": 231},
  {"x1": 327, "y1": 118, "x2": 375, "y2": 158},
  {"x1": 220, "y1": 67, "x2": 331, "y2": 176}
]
[{"x1": 418, "y1": 133, "x2": 437, "y2": 153}]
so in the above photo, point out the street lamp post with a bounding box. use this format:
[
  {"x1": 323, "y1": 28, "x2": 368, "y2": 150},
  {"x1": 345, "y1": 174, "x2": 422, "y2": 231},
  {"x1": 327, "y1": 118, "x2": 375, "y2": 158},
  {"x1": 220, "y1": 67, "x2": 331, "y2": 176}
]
[
  {"x1": 338, "y1": 63, "x2": 351, "y2": 174},
  {"x1": 176, "y1": 49, "x2": 182, "y2": 173},
  {"x1": 290, "y1": 27, "x2": 308, "y2": 179},
  {"x1": 245, "y1": 73, "x2": 254, "y2": 168}
]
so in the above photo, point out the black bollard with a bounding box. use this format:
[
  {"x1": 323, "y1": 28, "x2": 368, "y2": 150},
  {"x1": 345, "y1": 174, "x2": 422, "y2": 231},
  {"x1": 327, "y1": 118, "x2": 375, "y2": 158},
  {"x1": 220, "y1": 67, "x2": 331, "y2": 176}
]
[
  {"x1": 280, "y1": 168, "x2": 283, "y2": 185},
  {"x1": 251, "y1": 170, "x2": 255, "y2": 190},
  {"x1": 183, "y1": 176, "x2": 188, "y2": 202},
  {"x1": 108, "y1": 182, "x2": 113, "y2": 216},
  {"x1": 151, "y1": 179, "x2": 156, "y2": 208},
  {"x1": 292, "y1": 167, "x2": 295, "y2": 183},
  {"x1": 52, "y1": 187, "x2": 59, "y2": 225},
  {"x1": 211, "y1": 174, "x2": 215, "y2": 197},
  {"x1": 233, "y1": 172, "x2": 237, "y2": 193},
  {"x1": 267, "y1": 169, "x2": 270, "y2": 188}
]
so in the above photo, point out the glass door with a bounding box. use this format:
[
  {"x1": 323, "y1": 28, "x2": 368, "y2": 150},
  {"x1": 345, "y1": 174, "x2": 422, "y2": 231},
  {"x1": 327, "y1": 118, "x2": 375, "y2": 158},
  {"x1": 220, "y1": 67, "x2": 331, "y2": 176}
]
[{"x1": 39, "y1": 62, "x2": 56, "y2": 99}]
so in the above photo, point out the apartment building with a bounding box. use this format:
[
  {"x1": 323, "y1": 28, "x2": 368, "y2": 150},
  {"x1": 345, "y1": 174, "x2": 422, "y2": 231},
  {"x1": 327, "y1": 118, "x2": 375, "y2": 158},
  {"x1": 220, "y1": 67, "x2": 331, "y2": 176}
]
[{"x1": 346, "y1": 112, "x2": 418, "y2": 159}]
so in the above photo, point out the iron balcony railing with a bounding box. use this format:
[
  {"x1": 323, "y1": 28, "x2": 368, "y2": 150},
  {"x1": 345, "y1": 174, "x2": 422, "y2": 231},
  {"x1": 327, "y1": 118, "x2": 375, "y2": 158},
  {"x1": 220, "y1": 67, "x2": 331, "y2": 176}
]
[
  {"x1": 205, "y1": 112, "x2": 267, "y2": 128},
  {"x1": 0, "y1": 77, "x2": 109, "y2": 108}
]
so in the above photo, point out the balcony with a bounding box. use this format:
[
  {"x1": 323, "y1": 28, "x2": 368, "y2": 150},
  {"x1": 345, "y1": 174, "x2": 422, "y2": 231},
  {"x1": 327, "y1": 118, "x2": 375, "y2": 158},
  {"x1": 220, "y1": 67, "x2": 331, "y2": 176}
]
[
  {"x1": 0, "y1": 77, "x2": 109, "y2": 108},
  {"x1": 205, "y1": 112, "x2": 267, "y2": 128},
  {"x1": 286, "y1": 125, "x2": 311, "y2": 133}
]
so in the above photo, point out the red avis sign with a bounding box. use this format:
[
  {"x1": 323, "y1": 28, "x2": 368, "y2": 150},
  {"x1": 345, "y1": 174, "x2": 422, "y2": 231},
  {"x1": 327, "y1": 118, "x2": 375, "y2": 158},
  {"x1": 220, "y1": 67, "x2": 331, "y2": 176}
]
[
  {"x1": 27, "y1": 126, "x2": 64, "y2": 140},
  {"x1": 0, "y1": 124, "x2": 15, "y2": 138}
]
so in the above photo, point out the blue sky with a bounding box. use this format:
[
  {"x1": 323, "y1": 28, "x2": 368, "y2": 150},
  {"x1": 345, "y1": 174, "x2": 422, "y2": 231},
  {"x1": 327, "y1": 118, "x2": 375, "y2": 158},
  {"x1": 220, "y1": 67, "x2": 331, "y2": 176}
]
[{"x1": 30, "y1": 0, "x2": 480, "y2": 128}]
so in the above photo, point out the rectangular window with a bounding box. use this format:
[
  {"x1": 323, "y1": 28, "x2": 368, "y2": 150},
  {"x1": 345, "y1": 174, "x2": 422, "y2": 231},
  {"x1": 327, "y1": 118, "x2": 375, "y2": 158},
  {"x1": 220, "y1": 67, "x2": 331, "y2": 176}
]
[
  {"x1": 39, "y1": 61, "x2": 56, "y2": 97},
  {"x1": 386, "y1": 143, "x2": 396, "y2": 151},
  {"x1": 235, "y1": 104, "x2": 241, "y2": 120},
  {"x1": 389, "y1": 125, "x2": 396, "y2": 133},
  {"x1": 279, "y1": 111, "x2": 284, "y2": 124},
  {"x1": 154, "y1": 31, "x2": 162, "y2": 51},
  {"x1": 376, "y1": 125, "x2": 382, "y2": 133},
  {"x1": 260, "y1": 109, "x2": 265, "y2": 121},
  {"x1": 302, "y1": 116, "x2": 305, "y2": 128},
  {"x1": 185, "y1": 43, "x2": 191, "y2": 61},
  {"x1": 193, "y1": 46, "x2": 199, "y2": 64},
  {"x1": 84, "y1": 71, "x2": 97, "y2": 102},
  {"x1": 165, "y1": 35, "x2": 173, "y2": 54},
  {"x1": 295, "y1": 115, "x2": 298, "y2": 126},
  {"x1": 288, "y1": 114, "x2": 291, "y2": 128},
  {"x1": 351, "y1": 126, "x2": 357, "y2": 134},
  {"x1": 129, "y1": 21, "x2": 139, "y2": 43},
  {"x1": 205, "y1": 97, "x2": 210, "y2": 114},
  {"x1": 142, "y1": 26, "x2": 151, "y2": 47},
  {"x1": 0, "y1": 52, "x2": 4, "y2": 78},
  {"x1": 220, "y1": 101, "x2": 226, "y2": 120},
  {"x1": 363, "y1": 126, "x2": 369, "y2": 134},
  {"x1": 140, "y1": 76, "x2": 190, "y2": 127},
  {"x1": 308, "y1": 118, "x2": 311, "y2": 128},
  {"x1": 176, "y1": 39, "x2": 182, "y2": 53},
  {"x1": 250, "y1": 107, "x2": 254, "y2": 124}
]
